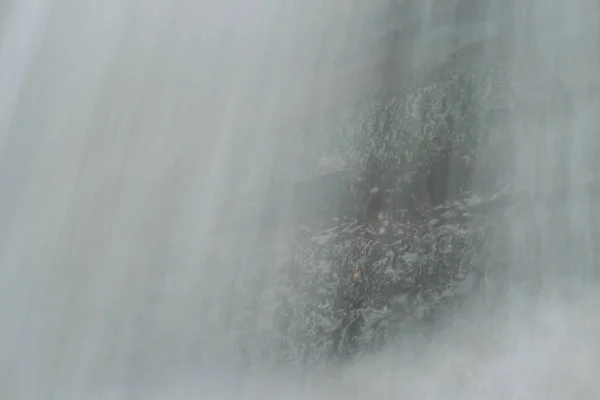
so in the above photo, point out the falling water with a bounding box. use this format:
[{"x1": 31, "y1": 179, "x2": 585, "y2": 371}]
[
  {"x1": 506, "y1": 2, "x2": 600, "y2": 290},
  {"x1": 0, "y1": 0, "x2": 599, "y2": 398}
]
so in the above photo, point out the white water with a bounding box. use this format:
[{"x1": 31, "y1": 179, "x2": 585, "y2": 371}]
[{"x1": 0, "y1": 0, "x2": 599, "y2": 398}]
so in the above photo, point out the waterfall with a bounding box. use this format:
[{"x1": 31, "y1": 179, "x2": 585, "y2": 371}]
[{"x1": 0, "y1": 0, "x2": 598, "y2": 398}]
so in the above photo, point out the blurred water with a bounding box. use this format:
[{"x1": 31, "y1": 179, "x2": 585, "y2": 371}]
[
  {"x1": 505, "y1": 2, "x2": 600, "y2": 290},
  {"x1": 0, "y1": 0, "x2": 599, "y2": 398}
]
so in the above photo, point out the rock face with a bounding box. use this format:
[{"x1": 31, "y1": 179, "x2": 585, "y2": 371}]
[{"x1": 269, "y1": 38, "x2": 517, "y2": 358}]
